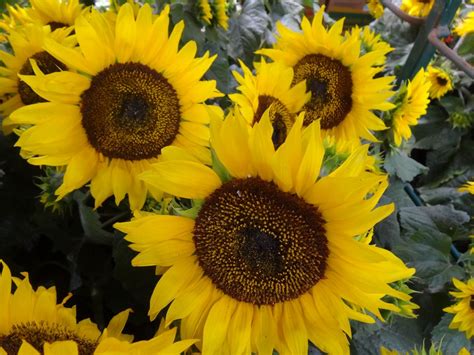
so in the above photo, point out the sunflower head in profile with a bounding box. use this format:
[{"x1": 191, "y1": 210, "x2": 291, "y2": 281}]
[
  {"x1": 116, "y1": 110, "x2": 416, "y2": 354},
  {"x1": 258, "y1": 7, "x2": 395, "y2": 144},
  {"x1": 400, "y1": 0, "x2": 435, "y2": 17},
  {"x1": 390, "y1": 68, "x2": 431, "y2": 146},
  {"x1": 350, "y1": 25, "x2": 393, "y2": 66},
  {"x1": 366, "y1": 0, "x2": 384, "y2": 19},
  {"x1": 213, "y1": 0, "x2": 229, "y2": 30},
  {"x1": 443, "y1": 278, "x2": 474, "y2": 340},
  {"x1": 229, "y1": 60, "x2": 310, "y2": 148},
  {"x1": 9, "y1": 3, "x2": 222, "y2": 211},
  {"x1": 0, "y1": 24, "x2": 75, "y2": 132},
  {"x1": 426, "y1": 65, "x2": 453, "y2": 100},
  {"x1": 198, "y1": 0, "x2": 213, "y2": 25},
  {"x1": 459, "y1": 181, "x2": 474, "y2": 194},
  {"x1": 0, "y1": 261, "x2": 195, "y2": 355}
]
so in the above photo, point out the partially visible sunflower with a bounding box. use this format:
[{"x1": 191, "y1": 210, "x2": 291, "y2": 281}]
[
  {"x1": 117, "y1": 111, "x2": 415, "y2": 354},
  {"x1": 0, "y1": 24, "x2": 75, "y2": 131},
  {"x1": 229, "y1": 60, "x2": 310, "y2": 147},
  {"x1": 0, "y1": 5, "x2": 29, "y2": 40},
  {"x1": 401, "y1": 0, "x2": 435, "y2": 18},
  {"x1": 426, "y1": 65, "x2": 453, "y2": 99},
  {"x1": 350, "y1": 25, "x2": 393, "y2": 66},
  {"x1": 444, "y1": 278, "x2": 474, "y2": 339},
  {"x1": 391, "y1": 68, "x2": 431, "y2": 146},
  {"x1": 213, "y1": 0, "x2": 229, "y2": 30},
  {"x1": 27, "y1": 0, "x2": 84, "y2": 31},
  {"x1": 459, "y1": 181, "x2": 474, "y2": 194},
  {"x1": 455, "y1": 12, "x2": 474, "y2": 36},
  {"x1": 198, "y1": 0, "x2": 213, "y2": 25},
  {"x1": 9, "y1": 4, "x2": 222, "y2": 210},
  {"x1": 259, "y1": 7, "x2": 395, "y2": 144},
  {"x1": 0, "y1": 261, "x2": 195, "y2": 354},
  {"x1": 367, "y1": 0, "x2": 384, "y2": 19}
]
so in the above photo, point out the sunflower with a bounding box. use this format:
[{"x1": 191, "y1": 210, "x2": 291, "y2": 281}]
[
  {"x1": 350, "y1": 25, "x2": 393, "y2": 66},
  {"x1": 367, "y1": 0, "x2": 384, "y2": 19},
  {"x1": 27, "y1": 0, "x2": 84, "y2": 31},
  {"x1": 229, "y1": 60, "x2": 310, "y2": 147},
  {"x1": 213, "y1": 0, "x2": 229, "y2": 30},
  {"x1": 400, "y1": 0, "x2": 434, "y2": 17},
  {"x1": 9, "y1": 3, "x2": 222, "y2": 211},
  {"x1": 0, "y1": 24, "x2": 75, "y2": 131},
  {"x1": 455, "y1": 12, "x2": 474, "y2": 36},
  {"x1": 198, "y1": 0, "x2": 213, "y2": 25},
  {"x1": 444, "y1": 278, "x2": 474, "y2": 339},
  {"x1": 459, "y1": 181, "x2": 474, "y2": 194},
  {"x1": 0, "y1": 261, "x2": 195, "y2": 354},
  {"x1": 391, "y1": 68, "x2": 431, "y2": 146},
  {"x1": 425, "y1": 65, "x2": 453, "y2": 99},
  {"x1": 258, "y1": 7, "x2": 395, "y2": 144},
  {"x1": 116, "y1": 110, "x2": 415, "y2": 354}
]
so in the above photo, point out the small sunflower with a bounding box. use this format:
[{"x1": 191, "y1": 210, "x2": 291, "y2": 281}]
[
  {"x1": 350, "y1": 25, "x2": 393, "y2": 66},
  {"x1": 367, "y1": 0, "x2": 384, "y2": 19},
  {"x1": 198, "y1": 0, "x2": 213, "y2": 25},
  {"x1": 444, "y1": 278, "x2": 474, "y2": 339},
  {"x1": 0, "y1": 261, "x2": 195, "y2": 354},
  {"x1": 258, "y1": 7, "x2": 395, "y2": 144},
  {"x1": 9, "y1": 4, "x2": 222, "y2": 210},
  {"x1": 459, "y1": 181, "x2": 474, "y2": 194},
  {"x1": 455, "y1": 12, "x2": 474, "y2": 36},
  {"x1": 27, "y1": 0, "x2": 84, "y2": 31},
  {"x1": 401, "y1": 0, "x2": 435, "y2": 18},
  {"x1": 117, "y1": 111, "x2": 415, "y2": 354},
  {"x1": 426, "y1": 65, "x2": 453, "y2": 99},
  {"x1": 391, "y1": 68, "x2": 431, "y2": 146},
  {"x1": 213, "y1": 0, "x2": 229, "y2": 30},
  {"x1": 0, "y1": 24, "x2": 75, "y2": 131},
  {"x1": 229, "y1": 60, "x2": 310, "y2": 147}
]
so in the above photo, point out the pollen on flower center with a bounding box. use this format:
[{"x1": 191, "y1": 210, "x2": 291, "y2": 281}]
[
  {"x1": 80, "y1": 62, "x2": 181, "y2": 161},
  {"x1": 292, "y1": 54, "x2": 353, "y2": 129},
  {"x1": 254, "y1": 95, "x2": 295, "y2": 148},
  {"x1": 0, "y1": 321, "x2": 97, "y2": 355},
  {"x1": 193, "y1": 177, "x2": 328, "y2": 305},
  {"x1": 18, "y1": 51, "x2": 67, "y2": 105}
]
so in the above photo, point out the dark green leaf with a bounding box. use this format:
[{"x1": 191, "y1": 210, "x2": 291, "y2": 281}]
[{"x1": 384, "y1": 149, "x2": 428, "y2": 182}]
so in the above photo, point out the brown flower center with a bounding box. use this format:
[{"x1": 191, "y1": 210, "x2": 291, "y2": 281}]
[
  {"x1": 0, "y1": 321, "x2": 97, "y2": 355},
  {"x1": 254, "y1": 95, "x2": 295, "y2": 148},
  {"x1": 80, "y1": 62, "x2": 181, "y2": 161},
  {"x1": 436, "y1": 76, "x2": 448, "y2": 86},
  {"x1": 292, "y1": 54, "x2": 353, "y2": 129},
  {"x1": 18, "y1": 51, "x2": 67, "y2": 105},
  {"x1": 193, "y1": 177, "x2": 328, "y2": 305}
]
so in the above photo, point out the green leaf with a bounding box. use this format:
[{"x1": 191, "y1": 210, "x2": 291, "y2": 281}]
[
  {"x1": 431, "y1": 314, "x2": 472, "y2": 354},
  {"x1": 351, "y1": 317, "x2": 424, "y2": 354},
  {"x1": 384, "y1": 149, "x2": 428, "y2": 182},
  {"x1": 74, "y1": 191, "x2": 114, "y2": 246},
  {"x1": 227, "y1": 0, "x2": 270, "y2": 63}
]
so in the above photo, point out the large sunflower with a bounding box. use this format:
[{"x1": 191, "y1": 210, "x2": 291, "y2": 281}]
[
  {"x1": 444, "y1": 278, "x2": 474, "y2": 339},
  {"x1": 9, "y1": 3, "x2": 222, "y2": 210},
  {"x1": 391, "y1": 68, "x2": 431, "y2": 146},
  {"x1": 229, "y1": 60, "x2": 310, "y2": 147},
  {"x1": 400, "y1": 0, "x2": 434, "y2": 17},
  {"x1": 426, "y1": 65, "x2": 453, "y2": 100},
  {"x1": 0, "y1": 261, "x2": 195, "y2": 354},
  {"x1": 116, "y1": 111, "x2": 415, "y2": 354},
  {"x1": 0, "y1": 24, "x2": 74, "y2": 130},
  {"x1": 258, "y1": 7, "x2": 395, "y2": 144}
]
